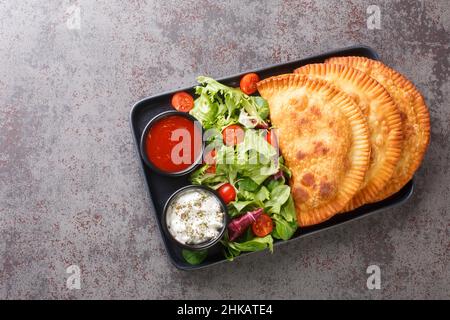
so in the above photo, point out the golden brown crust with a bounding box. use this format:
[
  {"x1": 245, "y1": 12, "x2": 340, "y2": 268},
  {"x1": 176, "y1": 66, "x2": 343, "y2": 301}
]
[
  {"x1": 294, "y1": 64, "x2": 403, "y2": 211},
  {"x1": 257, "y1": 74, "x2": 370, "y2": 226},
  {"x1": 326, "y1": 56, "x2": 430, "y2": 201}
]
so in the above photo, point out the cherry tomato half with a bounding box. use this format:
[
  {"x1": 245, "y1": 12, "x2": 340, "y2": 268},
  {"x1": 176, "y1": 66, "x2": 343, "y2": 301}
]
[
  {"x1": 240, "y1": 73, "x2": 260, "y2": 95},
  {"x1": 266, "y1": 130, "x2": 278, "y2": 149},
  {"x1": 203, "y1": 148, "x2": 216, "y2": 165},
  {"x1": 217, "y1": 183, "x2": 236, "y2": 204},
  {"x1": 171, "y1": 91, "x2": 194, "y2": 112},
  {"x1": 252, "y1": 213, "x2": 273, "y2": 237},
  {"x1": 205, "y1": 165, "x2": 216, "y2": 174},
  {"x1": 222, "y1": 124, "x2": 245, "y2": 146}
]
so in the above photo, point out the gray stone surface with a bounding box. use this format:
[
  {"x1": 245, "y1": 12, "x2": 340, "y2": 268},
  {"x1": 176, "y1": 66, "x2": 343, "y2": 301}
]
[{"x1": 0, "y1": 0, "x2": 448, "y2": 299}]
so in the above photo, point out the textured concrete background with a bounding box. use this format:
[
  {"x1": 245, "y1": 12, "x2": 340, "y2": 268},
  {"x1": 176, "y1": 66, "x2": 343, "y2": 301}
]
[{"x1": 0, "y1": 0, "x2": 448, "y2": 299}]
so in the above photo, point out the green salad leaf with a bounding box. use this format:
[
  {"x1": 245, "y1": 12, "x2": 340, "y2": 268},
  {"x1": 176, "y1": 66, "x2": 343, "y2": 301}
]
[
  {"x1": 231, "y1": 200, "x2": 254, "y2": 213},
  {"x1": 182, "y1": 249, "x2": 208, "y2": 265},
  {"x1": 279, "y1": 157, "x2": 292, "y2": 178},
  {"x1": 280, "y1": 194, "x2": 296, "y2": 222},
  {"x1": 271, "y1": 194, "x2": 297, "y2": 240},
  {"x1": 190, "y1": 93, "x2": 219, "y2": 129},
  {"x1": 272, "y1": 215, "x2": 297, "y2": 241},
  {"x1": 238, "y1": 129, "x2": 276, "y2": 163},
  {"x1": 237, "y1": 177, "x2": 259, "y2": 192},
  {"x1": 190, "y1": 164, "x2": 227, "y2": 187},
  {"x1": 265, "y1": 185, "x2": 291, "y2": 214},
  {"x1": 255, "y1": 186, "x2": 270, "y2": 202},
  {"x1": 222, "y1": 235, "x2": 273, "y2": 261}
]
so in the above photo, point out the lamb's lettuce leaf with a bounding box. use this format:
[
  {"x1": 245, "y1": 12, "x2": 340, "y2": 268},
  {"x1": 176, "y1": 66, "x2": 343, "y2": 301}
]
[
  {"x1": 222, "y1": 235, "x2": 273, "y2": 261},
  {"x1": 272, "y1": 216, "x2": 297, "y2": 241},
  {"x1": 182, "y1": 249, "x2": 208, "y2": 265}
]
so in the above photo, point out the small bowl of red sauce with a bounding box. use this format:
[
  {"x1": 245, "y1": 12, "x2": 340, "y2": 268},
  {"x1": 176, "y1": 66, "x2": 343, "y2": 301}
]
[{"x1": 140, "y1": 111, "x2": 203, "y2": 176}]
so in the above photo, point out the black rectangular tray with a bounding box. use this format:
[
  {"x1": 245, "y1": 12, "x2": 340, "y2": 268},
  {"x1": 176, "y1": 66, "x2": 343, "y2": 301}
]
[{"x1": 130, "y1": 45, "x2": 414, "y2": 270}]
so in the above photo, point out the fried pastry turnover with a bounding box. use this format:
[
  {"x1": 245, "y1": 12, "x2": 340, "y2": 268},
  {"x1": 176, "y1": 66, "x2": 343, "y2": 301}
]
[{"x1": 257, "y1": 74, "x2": 370, "y2": 226}]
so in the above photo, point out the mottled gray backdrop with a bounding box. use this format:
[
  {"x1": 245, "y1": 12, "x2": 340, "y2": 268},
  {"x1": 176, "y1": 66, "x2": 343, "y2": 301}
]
[{"x1": 0, "y1": 0, "x2": 448, "y2": 299}]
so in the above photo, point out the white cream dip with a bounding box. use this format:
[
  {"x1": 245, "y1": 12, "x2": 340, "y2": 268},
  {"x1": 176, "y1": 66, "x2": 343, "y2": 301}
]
[{"x1": 166, "y1": 189, "x2": 225, "y2": 245}]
